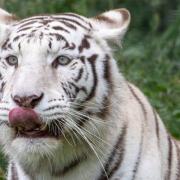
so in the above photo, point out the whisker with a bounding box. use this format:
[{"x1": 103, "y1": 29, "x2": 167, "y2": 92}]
[
  {"x1": 66, "y1": 112, "x2": 111, "y2": 147},
  {"x1": 70, "y1": 109, "x2": 113, "y2": 126},
  {"x1": 0, "y1": 101, "x2": 9, "y2": 104},
  {"x1": 60, "y1": 118, "x2": 84, "y2": 146},
  {"x1": 71, "y1": 105, "x2": 116, "y2": 116},
  {"x1": 0, "y1": 120, "x2": 9, "y2": 126},
  {"x1": 69, "y1": 99, "x2": 118, "y2": 109},
  {"x1": 54, "y1": 119, "x2": 73, "y2": 146},
  {"x1": 67, "y1": 111, "x2": 102, "y2": 137},
  {"x1": 0, "y1": 114, "x2": 8, "y2": 117},
  {"x1": 66, "y1": 116, "x2": 109, "y2": 180},
  {"x1": 43, "y1": 105, "x2": 67, "y2": 112},
  {"x1": 0, "y1": 107, "x2": 10, "y2": 111},
  {"x1": 65, "y1": 128, "x2": 77, "y2": 146},
  {"x1": 45, "y1": 112, "x2": 64, "y2": 117}
]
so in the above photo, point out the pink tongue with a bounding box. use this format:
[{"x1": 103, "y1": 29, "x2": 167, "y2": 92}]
[{"x1": 9, "y1": 108, "x2": 41, "y2": 131}]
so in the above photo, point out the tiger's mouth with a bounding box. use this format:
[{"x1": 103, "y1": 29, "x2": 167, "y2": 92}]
[
  {"x1": 14, "y1": 120, "x2": 65, "y2": 139},
  {"x1": 9, "y1": 107, "x2": 64, "y2": 139},
  {"x1": 15, "y1": 122, "x2": 63, "y2": 138}
]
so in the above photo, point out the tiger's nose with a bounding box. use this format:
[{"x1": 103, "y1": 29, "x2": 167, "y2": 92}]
[{"x1": 12, "y1": 93, "x2": 44, "y2": 108}]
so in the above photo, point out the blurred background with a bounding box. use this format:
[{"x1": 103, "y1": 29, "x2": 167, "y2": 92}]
[{"x1": 0, "y1": 0, "x2": 179, "y2": 178}]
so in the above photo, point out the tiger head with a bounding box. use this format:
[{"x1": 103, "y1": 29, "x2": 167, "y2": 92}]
[{"x1": 0, "y1": 8, "x2": 130, "y2": 164}]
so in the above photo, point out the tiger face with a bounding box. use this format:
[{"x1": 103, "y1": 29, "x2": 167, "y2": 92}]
[{"x1": 0, "y1": 9, "x2": 130, "y2": 163}]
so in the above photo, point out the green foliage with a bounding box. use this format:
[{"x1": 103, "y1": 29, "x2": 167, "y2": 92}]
[
  {"x1": 0, "y1": 0, "x2": 179, "y2": 176},
  {"x1": 0, "y1": 150, "x2": 6, "y2": 179}
]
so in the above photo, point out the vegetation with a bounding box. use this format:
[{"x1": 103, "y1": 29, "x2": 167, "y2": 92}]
[{"x1": 0, "y1": 0, "x2": 179, "y2": 178}]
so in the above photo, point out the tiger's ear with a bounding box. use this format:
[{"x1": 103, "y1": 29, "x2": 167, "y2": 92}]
[
  {"x1": 0, "y1": 8, "x2": 16, "y2": 24},
  {"x1": 0, "y1": 8, "x2": 16, "y2": 45},
  {"x1": 90, "y1": 8, "x2": 130, "y2": 44}
]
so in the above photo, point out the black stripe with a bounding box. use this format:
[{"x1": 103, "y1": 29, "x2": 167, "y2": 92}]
[
  {"x1": 2, "y1": 38, "x2": 10, "y2": 49},
  {"x1": 52, "y1": 26, "x2": 70, "y2": 33},
  {"x1": 85, "y1": 54, "x2": 98, "y2": 101},
  {"x1": 49, "y1": 33, "x2": 67, "y2": 42},
  {"x1": 52, "y1": 155, "x2": 87, "y2": 176},
  {"x1": 131, "y1": 130, "x2": 143, "y2": 180},
  {"x1": 70, "y1": 62, "x2": 78, "y2": 69},
  {"x1": 1, "y1": 62, "x2": 7, "y2": 69},
  {"x1": 13, "y1": 34, "x2": 26, "y2": 43},
  {"x1": 7, "y1": 43, "x2": 12, "y2": 50},
  {"x1": 76, "y1": 114, "x2": 89, "y2": 128},
  {"x1": 80, "y1": 56, "x2": 85, "y2": 64},
  {"x1": 103, "y1": 54, "x2": 112, "y2": 89},
  {"x1": 60, "y1": 13, "x2": 89, "y2": 25},
  {"x1": 42, "y1": 19, "x2": 52, "y2": 25},
  {"x1": 49, "y1": 33, "x2": 69, "y2": 48},
  {"x1": 61, "y1": 82, "x2": 80, "y2": 99},
  {"x1": 175, "y1": 142, "x2": 180, "y2": 180},
  {"x1": 128, "y1": 84, "x2": 146, "y2": 180},
  {"x1": 97, "y1": 124, "x2": 127, "y2": 180},
  {"x1": 53, "y1": 17, "x2": 90, "y2": 30},
  {"x1": 17, "y1": 16, "x2": 45, "y2": 24},
  {"x1": 58, "y1": 20, "x2": 77, "y2": 30},
  {"x1": 96, "y1": 96, "x2": 109, "y2": 119},
  {"x1": 128, "y1": 84, "x2": 147, "y2": 119},
  {"x1": 17, "y1": 27, "x2": 32, "y2": 32},
  {"x1": 59, "y1": 13, "x2": 92, "y2": 28},
  {"x1": 30, "y1": 29, "x2": 37, "y2": 33},
  {"x1": 11, "y1": 163, "x2": 18, "y2": 180},
  {"x1": 68, "y1": 81, "x2": 88, "y2": 96},
  {"x1": 48, "y1": 97, "x2": 65, "y2": 103},
  {"x1": 18, "y1": 20, "x2": 39, "y2": 29},
  {"x1": 45, "y1": 112, "x2": 64, "y2": 117},
  {"x1": 68, "y1": 82, "x2": 80, "y2": 94},
  {"x1": 49, "y1": 118, "x2": 65, "y2": 138},
  {"x1": 18, "y1": 43, "x2": 21, "y2": 51},
  {"x1": 48, "y1": 41, "x2": 52, "y2": 49},
  {"x1": 78, "y1": 37, "x2": 90, "y2": 53},
  {"x1": 74, "y1": 68, "x2": 84, "y2": 82},
  {"x1": 66, "y1": 43, "x2": 76, "y2": 50},
  {"x1": 166, "y1": 136, "x2": 173, "y2": 180},
  {"x1": 0, "y1": 82, "x2": 5, "y2": 93},
  {"x1": 153, "y1": 109, "x2": 160, "y2": 147},
  {"x1": 43, "y1": 105, "x2": 67, "y2": 111},
  {"x1": 13, "y1": 35, "x2": 20, "y2": 42},
  {"x1": 63, "y1": 86, "x2": 72, "y2": 98},
  {"x1": 108, "y1": 125, "x2": 127, "y2": 178},
  {"x1": 16, "y1": 14, "x2": 91, "y2": 30}
]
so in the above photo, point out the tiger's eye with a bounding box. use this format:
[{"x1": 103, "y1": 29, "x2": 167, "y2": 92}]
[
  {"x1": 52, "y1": 55, "x2": 71, "y2": 68},
  {"x1": 6, "y1": 55, "x2": 18, "y2": 66}
]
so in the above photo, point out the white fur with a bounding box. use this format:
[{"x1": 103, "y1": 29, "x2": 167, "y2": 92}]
[
  {"x1": 91, "y1": 9, "x2": 130, "y2": 43},
  {"x1": 0, "y1": 8, "x2": 178, "y2": 180}
]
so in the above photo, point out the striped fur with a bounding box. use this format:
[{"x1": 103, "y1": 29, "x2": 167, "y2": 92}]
[{"x1": 0, "y1": 8, "x2": 179, "y2": 180}]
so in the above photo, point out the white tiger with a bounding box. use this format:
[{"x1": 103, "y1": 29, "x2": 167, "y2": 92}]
[{"x1": 0, "y1": 8, "x2": 179, "y2": 180}]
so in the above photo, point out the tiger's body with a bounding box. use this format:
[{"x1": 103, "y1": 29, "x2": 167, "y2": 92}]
[{"x1": 0, "y1": 8, "x2": 179, "y2": 180}]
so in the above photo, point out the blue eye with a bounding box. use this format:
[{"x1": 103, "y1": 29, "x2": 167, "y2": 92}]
[
  {"x1": 52, "y1": 55, "x2": 71, "y2": 68},
  {"x1": 6, "y1": 55, "x2": 18, "y2": 66},
  {"x1": 56, "y1": 56, "x2": 71, "y2": 65}
]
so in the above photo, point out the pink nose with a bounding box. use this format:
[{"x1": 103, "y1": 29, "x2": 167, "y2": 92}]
[{"x1": 9, "y1": 108, "x2": 41, "y2": 131}]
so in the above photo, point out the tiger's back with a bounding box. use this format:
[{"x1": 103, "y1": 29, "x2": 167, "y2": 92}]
[{"x1": 0, "y1": 7, "x2": 179, "y2": 180}]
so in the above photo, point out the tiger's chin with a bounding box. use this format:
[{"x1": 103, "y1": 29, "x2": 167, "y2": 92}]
[
  {"x1": 11, "y1": 136, "x2": 60, "y2": 156},
  {"x1": 0, "y1": 124, "x2": 62, "y2": 161}
]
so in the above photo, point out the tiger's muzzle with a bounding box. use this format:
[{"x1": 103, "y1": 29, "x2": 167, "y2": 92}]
[{"x1": 9, "y1": 107, "x2": 64, "y2": 138}]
